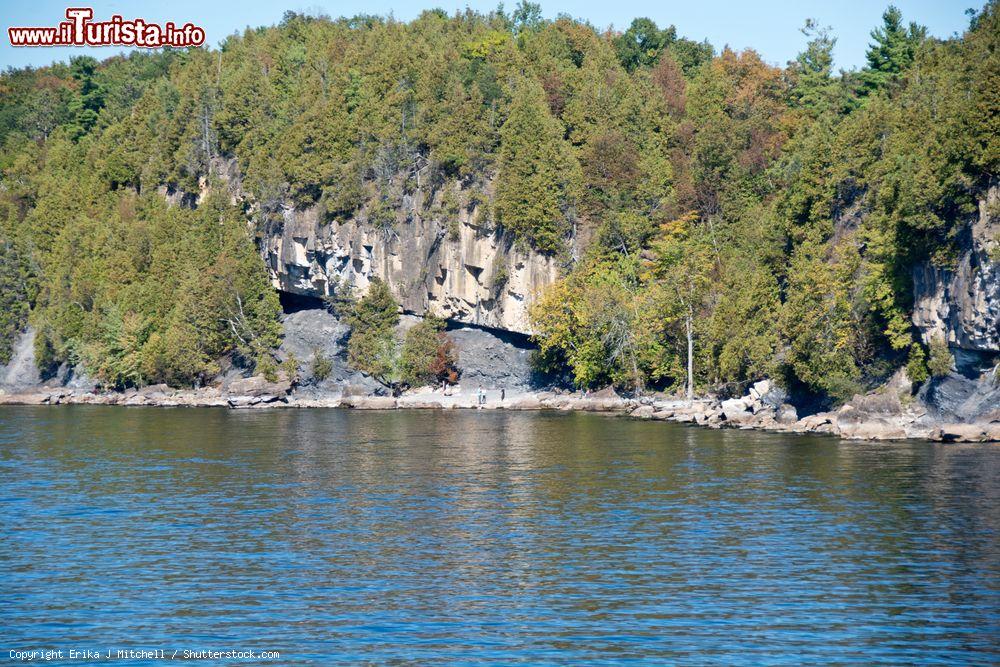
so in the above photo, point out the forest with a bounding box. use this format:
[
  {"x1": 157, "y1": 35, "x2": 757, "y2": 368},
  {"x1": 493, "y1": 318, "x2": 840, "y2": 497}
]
[{"x1": 0, "y1": 2, "x2": 996, "y2": 403}]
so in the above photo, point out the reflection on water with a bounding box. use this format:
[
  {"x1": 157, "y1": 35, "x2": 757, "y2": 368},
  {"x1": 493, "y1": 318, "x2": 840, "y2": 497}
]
[{"x1": 1, "y1": 406, "x2": 998, "y2": 664}]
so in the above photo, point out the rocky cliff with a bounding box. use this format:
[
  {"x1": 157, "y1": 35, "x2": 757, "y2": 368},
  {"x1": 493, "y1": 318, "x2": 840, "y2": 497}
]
[
  {"x1": 199, "y1": 157, "x2": 562, "y2": 335},
  {"x1": 912, "y1": 185, "x2": 1000, "y2": 367},
  {"x1": 0, "y1": 326, "x2": 39, "y2": 388},
  {"x1": 910, "y1": 185, "x2": 1000, "y2": 420},
  {"x1": 260, "y1": 201, "x2": 560, "y2": 335}
]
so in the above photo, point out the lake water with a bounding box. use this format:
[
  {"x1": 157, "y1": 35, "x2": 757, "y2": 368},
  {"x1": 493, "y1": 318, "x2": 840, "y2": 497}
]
[{"x1": 1, "y1": 405, "x2": 998, "y2": 664}]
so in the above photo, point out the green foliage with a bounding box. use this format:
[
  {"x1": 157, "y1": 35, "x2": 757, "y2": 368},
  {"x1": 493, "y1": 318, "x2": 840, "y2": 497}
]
[
  {"x1": 779, "y1": 240, "x2": 870, "y2": 402},
  {"x1": 311, "y1": 349, "x2": 334, "y2": 382},
  {"x1": 67, "y1": 56, "x2": 105, "y2": 139},
  {"x1": 399, "y1": 315, "x2": 458, "y2": 387},
  {"x1": 345, "y1": 278, "x2": 399, "y2": 384},
  {"x1": 492, "y1": 265, "x2": 509, "y2": 294},
  {"x1": 0, "y1": 41, "x2": 286, "y2": 389},
  {"x1": 511, "y1": 1, "x2": 544, "y2": 33},
  {"x1": 705, "y1": 260, "x2": 781, "y2": 386},
  {"x1": 928, "y1": 336, "x2": 953, "y2": 377},
  {"x1": 282, "y1": 352, "x2": 300, "y2": 382},
  {"x1": 441, "y1": 188, "x2": 462, "y2": 240},
  {"x1": 789, "y1": 20, "x2": 841, "y2": 115},
  {"x1": 257, "y1": 355, "x2": 279, "y2": 383},
  {"x1": 0, "y1": 2, "x2": 994, "y2": 404},
  {"x1": 768, "y1": 3, "x2": 993, "y2": 400},
  {"x1": 368, "y1": 197, "x2": 398, "y2": 239},
  {"x1": 531, "y1": 254, "x2": 672, "y2": 391},
  {"x1": 614, "y1": 18, "x2": 712, "y2": 75},
  {"x1": 33, "y1": 328, "x2": 60, "y2": 379},
  {"x1": 906, "y1": 343, "x2": 929, "y2": 385},
  {"x1": 7, "y1": 179, "x2": 281, "y2": 387},
  {"x1": 495, "y1": 79, "x2": 578, "y2": 254},
  {"x1": 0, "y1": 6, "x2": 711, "y2": 262},
  {"x1": 529, "y1": 2, "x2": 994, "y2": 402},
  {"x1": 858, "y1": 6, "x2": 928, "y2": 96},
  {"x1": 614, "y1": 19, "x2": 677, "y2": 72}
]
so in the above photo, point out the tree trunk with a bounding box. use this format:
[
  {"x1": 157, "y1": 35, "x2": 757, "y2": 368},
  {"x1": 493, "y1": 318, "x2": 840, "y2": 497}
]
[
  {"x1": 686, "y1": 308, "x2": 694, "y2": 402},
  {"x1": 631, "y1": 351, "x2": 642, "y2": 397}
]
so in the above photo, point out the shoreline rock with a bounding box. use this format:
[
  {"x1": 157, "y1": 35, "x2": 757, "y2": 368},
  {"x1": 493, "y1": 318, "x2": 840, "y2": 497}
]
[{"x1": 2, "y1": 379, "x2": 998, "y2": 443}]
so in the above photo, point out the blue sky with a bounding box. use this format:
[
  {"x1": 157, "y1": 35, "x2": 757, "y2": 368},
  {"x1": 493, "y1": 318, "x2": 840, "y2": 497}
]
[{"x1": 0, "y1": 0, "x2": 975, "y2": 71}]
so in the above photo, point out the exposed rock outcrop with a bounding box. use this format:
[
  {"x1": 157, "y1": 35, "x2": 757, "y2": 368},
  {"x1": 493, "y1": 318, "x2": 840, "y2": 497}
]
[
  {"x1": 918, "y1": 369, "x2": 1000, "y2": 421},
  {"x1": 0, "y1": 327, "x2": 94, "y2": 392},
  {"x1": 173, "y1": 156, "x2": 562, "y2": 334},
  {"x1": 277, "y1": 306, "x2": 539, "y2": 393},
  {"x1": 912, "y1": 185, "x2": 999, "y2": 358},
  {"x1": 275, "y1": 306, "x2": 380, "y2": 395},
  {"x1": 446, "y1": 325, "x2": 536, "y2": 389},
  {"x1": 3, "y1": 375, "x2": 999, "y2": 441},
  {"x1": 0, "y1": 327, "x2": 40, "y2": 388},
  {"x1": 909, "y1": 185, "x2": 999, "y2": 422},
  {"x1": 260, "y1": 202, "x2": 559, "y2": 334},
  {"x1": 224, "y1": 375, "x2": 292, "y2": 399}
]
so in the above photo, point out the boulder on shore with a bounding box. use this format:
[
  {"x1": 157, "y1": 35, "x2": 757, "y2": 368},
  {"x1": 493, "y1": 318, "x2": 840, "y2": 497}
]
[
  {"x1": 721, "y1": 398, "x2": 752, "y2": 423},
  {"x1": 775, "y1": 404, "x2": 798, "y2": 424},
  {"x1": 340, "y1": 395, "x2": 398, "y2": 409},
  {"x1": 225, "y1": 375, "x2": 292, "y2": 398},
  {"x1": 838, "y1": 417, "x2": 907, "y2": 441},
  {"x1": 630, "y1": 405, "x2": 656, "y2": 419},
  {"x1": 929, "y1": 423, "x2": 1000, "y2": 442}
]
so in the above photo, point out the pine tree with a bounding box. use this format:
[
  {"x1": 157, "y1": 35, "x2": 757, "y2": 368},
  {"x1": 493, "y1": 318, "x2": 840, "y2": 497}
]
[
  {"x1": 858, "y1": 6, "x2": 927, "y2": 96},
  {"x1": 790, "y1": 20, "x2": 840, "y2": 115}
]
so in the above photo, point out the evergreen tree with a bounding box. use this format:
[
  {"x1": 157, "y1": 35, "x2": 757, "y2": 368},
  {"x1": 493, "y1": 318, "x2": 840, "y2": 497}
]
[
  {"x1": 0, "y1": 241, "x2": 32, "y2": 363},
  {"x1": 495, "y1": 80, "x2": 577, "y2": 254},
  {"x1": 614, "y1": 18, "x2": 676, "y2": 72},
  {"x1": 67, "y1": 56, "x2": 104, "y2": 139},
  {"x1": 511, "y1": 1, "x2": 543, "y2": 33},
  {"x1": 345, "y1": 278, "x2": 399, "y2": 385},
  {"x1": 858, "y1": 6, "x2": 927, "y2": 96},
  {"x1": 790, "y1": 20, "x2": 840, "y2": 115},
  {"x1": 399, "y1": 315, "x2": 458, "y2": 387},
  {"x1": 928, "y1": 336, "x2": 953, "y2": 377}
]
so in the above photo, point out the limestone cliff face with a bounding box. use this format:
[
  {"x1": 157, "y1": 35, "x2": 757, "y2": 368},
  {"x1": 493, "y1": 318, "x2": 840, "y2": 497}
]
[
  {"x1": 0, "y1": 327, "x2": 40, "y2": 388},
  {"x1": 912, "y1": 186, "x2": 1000, "y2": 357},
  {"x1": 259, "y1": 196, "x2": 561, "y2": 335},
  {"x1": 182, "y1": 157, "x2": 562, "y2": 335}
]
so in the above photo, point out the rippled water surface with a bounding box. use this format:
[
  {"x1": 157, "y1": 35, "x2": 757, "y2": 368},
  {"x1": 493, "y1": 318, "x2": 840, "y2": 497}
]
[{"x1": 1, "y1": 406, "x2": 999, "y2": 664}]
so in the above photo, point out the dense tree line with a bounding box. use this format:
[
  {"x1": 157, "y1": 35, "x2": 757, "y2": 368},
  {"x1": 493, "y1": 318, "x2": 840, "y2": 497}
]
[
  {"x1": 0, "y1": 2, "x2": 995, "y2": 400},
  {"x1": 532, "y1": 2, "x2": 998, "y2": 403}
]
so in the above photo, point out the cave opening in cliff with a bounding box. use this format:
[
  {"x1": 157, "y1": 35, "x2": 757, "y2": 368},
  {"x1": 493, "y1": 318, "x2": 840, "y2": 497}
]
[{"x1": 278, "y1": 290, "x2": 328, "y2": 314}]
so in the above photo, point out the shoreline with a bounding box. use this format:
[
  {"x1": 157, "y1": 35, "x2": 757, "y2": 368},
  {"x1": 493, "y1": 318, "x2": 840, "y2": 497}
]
[{"x1": 2, "y1": 383, "x2": 998, "y2": 444}]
